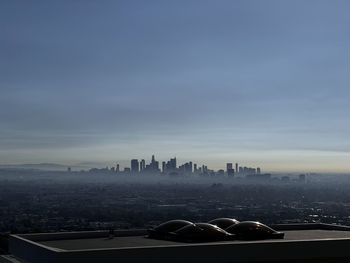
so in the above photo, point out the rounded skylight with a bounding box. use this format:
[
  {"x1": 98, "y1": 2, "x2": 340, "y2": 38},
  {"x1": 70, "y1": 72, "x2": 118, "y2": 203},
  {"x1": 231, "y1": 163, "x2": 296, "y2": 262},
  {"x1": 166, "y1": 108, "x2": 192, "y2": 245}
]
[
  {"x1": 225, "y1": 221, "x2": 284, "y2": 240},
  {"x1": 173, "y1": 223, "x2": 233, "y2": 241},
  {"x1": 208, "y1": 218, "x2": 240, "y2": 229},
  {"x1": 148, "y1": 220, "x2": 194, "y2": 238}
]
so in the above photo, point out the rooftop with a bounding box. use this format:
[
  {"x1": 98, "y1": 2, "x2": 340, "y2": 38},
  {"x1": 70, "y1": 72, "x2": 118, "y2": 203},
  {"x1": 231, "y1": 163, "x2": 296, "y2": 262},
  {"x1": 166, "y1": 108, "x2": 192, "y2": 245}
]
[
  {"x1": 38, "y1": 229, "x2": 350, "y2": 251},
  {"x1": 5, "y1": 224, "x2": 350, "y2": 263}
]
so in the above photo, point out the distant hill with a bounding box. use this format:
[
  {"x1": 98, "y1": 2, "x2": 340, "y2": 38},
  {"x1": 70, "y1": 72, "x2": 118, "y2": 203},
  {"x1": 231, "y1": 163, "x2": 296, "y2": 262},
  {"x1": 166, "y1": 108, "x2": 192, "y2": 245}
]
[
  {"x1": 0, "y1": 163, "x2": 70, "y2": 171},
  {"x1": 0, "y1": 162, "x2": 108, "y2": 171}
]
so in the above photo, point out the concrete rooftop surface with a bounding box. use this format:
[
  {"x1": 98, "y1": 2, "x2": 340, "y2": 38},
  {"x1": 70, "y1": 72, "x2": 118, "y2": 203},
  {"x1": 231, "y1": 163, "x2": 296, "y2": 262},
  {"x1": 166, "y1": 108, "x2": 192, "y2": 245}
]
[
  {"x1": 38, "y1": 229, "x2": 350, "y2": 251},
  {"x1": 6, "y1": 224, "x2": 350, "y2": 263}
]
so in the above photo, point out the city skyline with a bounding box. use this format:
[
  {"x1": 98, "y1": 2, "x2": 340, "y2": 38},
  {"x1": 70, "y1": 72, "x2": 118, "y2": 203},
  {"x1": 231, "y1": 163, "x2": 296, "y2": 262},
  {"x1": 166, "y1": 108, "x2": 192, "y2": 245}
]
[
  {"x1": 1, "y1": 1, "x2": 350, "y2": 173},
  {"x1": 0, "y1": 151, "x2": 348, "y2": 173},
  {"x1": 110, "y1": 155, "x2": 261, "y2": 175},
  {"x1": 0, "y1": 153, "x2": 328, "y2": 175}
]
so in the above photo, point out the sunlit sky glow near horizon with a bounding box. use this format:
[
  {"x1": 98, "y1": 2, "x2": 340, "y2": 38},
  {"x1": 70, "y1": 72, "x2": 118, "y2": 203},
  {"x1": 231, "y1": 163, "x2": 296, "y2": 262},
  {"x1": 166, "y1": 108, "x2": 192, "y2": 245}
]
[{"x1": 1, "y1": 0, "x2": 350, "y2": 172}]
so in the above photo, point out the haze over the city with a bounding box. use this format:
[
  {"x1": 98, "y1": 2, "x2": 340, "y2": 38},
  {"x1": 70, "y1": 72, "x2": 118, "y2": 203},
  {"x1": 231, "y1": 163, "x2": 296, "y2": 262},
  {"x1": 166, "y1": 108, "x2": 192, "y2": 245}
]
[{"x1": 1, "y1": 0, "x2": 350, "y2": 172}]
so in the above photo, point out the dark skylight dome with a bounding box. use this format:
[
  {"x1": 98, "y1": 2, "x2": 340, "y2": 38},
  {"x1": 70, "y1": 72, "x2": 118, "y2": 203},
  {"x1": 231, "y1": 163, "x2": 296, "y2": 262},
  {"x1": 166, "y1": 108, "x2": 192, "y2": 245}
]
[
  {"x1": 148, "y1": 220, "x2": 194, "y2": 238},
  {"x1": 173, "y1": 223, "x2": 233, "y2": 242},
  {"x1": 225, "y1": 221, "x2": 284, "y2": 240},
  {"x1": 148, "y1": 219, "x2": 284, "y2": 242},
  {"x1": 208, "y1": 218, "x2": 240, "y2": 229}
]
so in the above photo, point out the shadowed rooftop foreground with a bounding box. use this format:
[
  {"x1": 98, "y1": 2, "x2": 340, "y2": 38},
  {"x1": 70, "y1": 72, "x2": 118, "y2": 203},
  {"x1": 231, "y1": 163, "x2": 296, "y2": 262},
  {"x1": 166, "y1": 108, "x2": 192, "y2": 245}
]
[
  {"x1": 38, "y1": 229, "x2": 350, "y2": 251},
  {"x1": 5, "y1": 224, "x2": 350, "y2": 263}
]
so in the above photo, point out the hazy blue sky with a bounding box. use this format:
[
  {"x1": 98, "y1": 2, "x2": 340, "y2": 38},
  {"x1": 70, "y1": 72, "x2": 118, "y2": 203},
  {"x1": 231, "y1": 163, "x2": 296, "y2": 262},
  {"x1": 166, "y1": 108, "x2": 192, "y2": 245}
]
[{"x1": 1, "y1": 1, "x2": 350, "y2": 172}]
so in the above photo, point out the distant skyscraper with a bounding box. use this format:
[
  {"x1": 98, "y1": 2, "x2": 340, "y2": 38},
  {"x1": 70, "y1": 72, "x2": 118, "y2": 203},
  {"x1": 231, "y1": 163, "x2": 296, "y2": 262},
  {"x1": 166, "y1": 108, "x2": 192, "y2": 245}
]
[
  {"x1": 116, "y1": 164, "x2": 120, "y2": 173},
  {"x1": 202, "y1": 165, "x2": 208, "y2": 173},
  {"x1": 144, "y1": 154, "x2": 159, "y2": 172},
  {"x1": 179, "y1": 162, "x2": 193, "y2": 174},
  {"x1": 164, "y1": 157, "x2": 177, "y2": 173},
  {"x1": 170, "y1": 157, "x2": 177, "y2": 170},
  {"x1": 226, "y1": 163, "x2": 233, "y2": 172},
  {"x1": 235, "y1": 163, "x2": 238, "y2": 174},
  {"x1": 131, "y1": 159, "x2": 139, "y2": 173},
  {"x1": 227, "y1": 163, "x2": 234, "y2": 177},
  {"x1": 257, "y1": 167, "x2": 261, "y2": 174},
  {"x1": 162, "y1": 161, "x2": 166, "y2": 173},
  {"x1": 140, "y1": 159, "x2": 145, "y2": 171}
]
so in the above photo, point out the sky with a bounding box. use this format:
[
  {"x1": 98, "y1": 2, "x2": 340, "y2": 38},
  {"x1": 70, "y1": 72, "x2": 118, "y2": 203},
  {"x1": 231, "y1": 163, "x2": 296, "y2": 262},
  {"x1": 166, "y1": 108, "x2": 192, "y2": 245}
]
[{"x1": 1, "y1": 0, "x2": 350, "y2": 172}]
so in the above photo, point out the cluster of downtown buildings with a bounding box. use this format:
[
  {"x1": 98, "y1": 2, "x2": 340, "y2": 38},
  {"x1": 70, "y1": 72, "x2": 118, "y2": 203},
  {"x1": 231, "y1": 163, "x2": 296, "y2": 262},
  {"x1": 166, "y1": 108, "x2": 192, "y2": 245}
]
[{"x1": 89, "y1": 155, "x2": 263, "y2": 177}]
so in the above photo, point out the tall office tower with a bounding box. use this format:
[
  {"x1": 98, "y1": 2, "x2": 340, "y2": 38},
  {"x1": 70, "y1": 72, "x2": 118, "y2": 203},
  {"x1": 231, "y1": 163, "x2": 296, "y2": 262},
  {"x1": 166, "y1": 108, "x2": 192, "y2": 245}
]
[
  {"x1": 227, "y1": 163, "x2": 234, "y2": 177},
  {"x1": 226, "y1": 163, "x2": 233, "y2": 172},
  {"x1": 239, "y1": 166, "x2": 243, "y2": 174},
  {"x1": 243, "y1": 167, "x2": 248, "y2": 174},
  {"x1": 131, "y1": 159, "x2": 139, "y2": 173},
  {"x1": 149, "y1": 155, "x2": 159, "y2": 171},
  {"x1": 154, "y1": 161, "x2": 159, "y2": 171},
  {"x1": 178, "y1": 164, "x2": 184, "y2": 173},
  {"x1": 140, "y1": 159, "x2": 145, "y2": 171},
  {"x1": 162, "y1": 161, "x2": 166, "y2": 173},
  {"x1": 202, "y1": 165, "x2": 208, "y2": 173},
  {"x1": 257, "y1": 167, "x2": 261, "y2": 174},
  {"x1": 168, "y1": 157, "x2": 177, "y2": 170},
  {"x1": 189, "y1": 162, "x2": 193, "y2": 173},
  {"x1": 194, "y1": 163, "x2": 197, "y2": 172},
  {"x1": 116, "y1": 164, "x2": 120, "y2": 173},
  {"x1": 235, "y1": 163, "x2": 238, "y2": 174}
]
